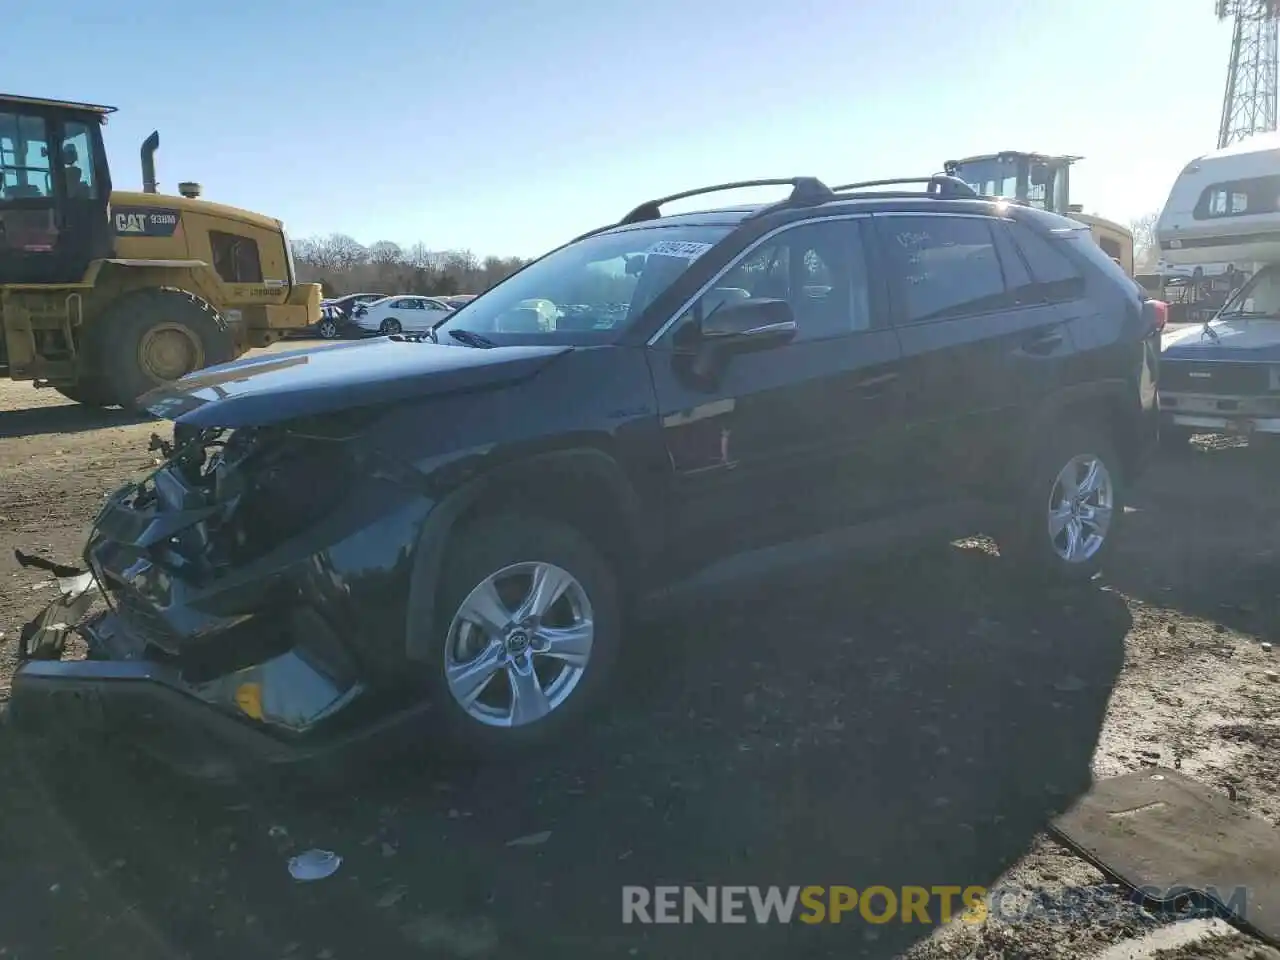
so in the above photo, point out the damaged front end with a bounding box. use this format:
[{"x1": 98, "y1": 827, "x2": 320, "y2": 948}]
[{"x1": 9, "y1": 417, "x2": 432, "y2": 778}]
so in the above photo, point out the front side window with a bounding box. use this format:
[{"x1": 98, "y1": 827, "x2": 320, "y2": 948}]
[
  {"x1": 434, "y1": 223, "x2": 732, "y2": 343},
  {"x1": 60, "y1": 121, "x2": 97, "y2": 200},
  {"x1": 671, "y1": 219, "x2": 873, "y2": 343},
  {"x1": 879, "y1": 215, "x2": 1007, "y2": 323},
  {"x1": 1024, "y1": 160, "x2": 1063, "y2": 212},
  {"x1": 0, "y1": 112, "x2": 52, "y2": 200}
]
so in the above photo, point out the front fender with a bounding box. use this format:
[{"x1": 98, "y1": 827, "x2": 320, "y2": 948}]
[{"x1": 402, "y1": 446, "x2": 647, "y2": 664}]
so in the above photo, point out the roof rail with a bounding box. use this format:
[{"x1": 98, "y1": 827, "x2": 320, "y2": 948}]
[
  {"x1": 831, "y1": 175, "x2": 979, "y2": 199},
  {"x1": 618, "y1": 177, "x2": 833, "y2": 225}
]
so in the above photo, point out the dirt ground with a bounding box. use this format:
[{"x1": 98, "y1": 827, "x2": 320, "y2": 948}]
[{"x1": 1, "y1": 334, "x2": 1279, "y2": 959}]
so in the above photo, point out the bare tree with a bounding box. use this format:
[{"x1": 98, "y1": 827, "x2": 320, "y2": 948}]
[
  {"x1": 1130, "y1": 212, "x2": 1160, "y2": 273},
  {"x1": 293, "y1": 234, "x2": 530, "y2": 299}
]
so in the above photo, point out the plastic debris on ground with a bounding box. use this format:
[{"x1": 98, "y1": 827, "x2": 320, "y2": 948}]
[{"x1": 287, "y1": 849, "x2": 342, "y2": 881}]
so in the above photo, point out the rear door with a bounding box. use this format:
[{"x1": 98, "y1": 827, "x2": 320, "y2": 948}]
[
  {"x1": 645, "y1": 215, "x2": 908, "y2": 574},
  {"x1": 871, "y1": 212, "x2": 1079, "y2": 503}
]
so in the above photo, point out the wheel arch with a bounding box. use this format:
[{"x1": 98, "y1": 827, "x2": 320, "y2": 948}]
[
  {"x1": 83, "y1": 260, "x2": 226, "y2": 315},
  {"x1": 403, "y1": 445, "x2": 650, "y2": 663},
  {"x1": 1022, "y1": 379, "x2": 1144, "y2": 478}
]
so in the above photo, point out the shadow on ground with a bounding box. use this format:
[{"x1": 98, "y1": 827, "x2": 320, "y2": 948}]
[
  {"x1": 2, "y1": 544, "x2": 1128, "y2": 960},
  {"x1": 1108, "y1": 438, "x2": 1280, "y2": 644},
  {"x1": 0, "y1": 402, "x2": 153, "y2": 440}
]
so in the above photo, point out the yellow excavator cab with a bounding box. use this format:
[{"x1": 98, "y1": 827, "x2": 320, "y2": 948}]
[{"x1": 943, "y1": 151, "x2": 1134, "y2": 276}]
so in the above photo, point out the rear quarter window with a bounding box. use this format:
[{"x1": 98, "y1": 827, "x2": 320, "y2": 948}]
[
  {"x1": 1058, "y1": 227, "x2": 1135, "y2": 290},
  {"x1": 1004, "y1": 221, "x2": 1085, "y2": 301}
]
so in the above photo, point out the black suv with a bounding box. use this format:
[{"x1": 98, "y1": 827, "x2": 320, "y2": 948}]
[{"x1": 10, "y1": 175, "x2": 1161, "y2": 772}]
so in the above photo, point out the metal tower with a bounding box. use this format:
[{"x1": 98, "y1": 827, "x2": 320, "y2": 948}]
[{"x1": 1217, "y1": 0, "x2": 1280, "y2": 148}]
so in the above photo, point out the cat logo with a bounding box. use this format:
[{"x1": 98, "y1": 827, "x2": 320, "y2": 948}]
[
  {"x1": 111, "y1": 206, "x2": 181, "y2": 238},
  {"x1": 115, "y1": 212, "x2": 149, "y2": 233}
]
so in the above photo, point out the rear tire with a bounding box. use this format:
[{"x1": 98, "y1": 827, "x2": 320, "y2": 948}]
[
  {"x1": 422, "y1": 514, "x2": 621, "y2": 755},
  {"x1": 1000, "y1": 421, "x2": 1124, "y2": 585},
  {"x1": 85, "y1": 289, "x2": 234, "y2": 411}
]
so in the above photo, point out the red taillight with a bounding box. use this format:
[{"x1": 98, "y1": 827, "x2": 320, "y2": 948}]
[{"x1": 1144, "y1": 299, "x2": 1168, "y2": 333}]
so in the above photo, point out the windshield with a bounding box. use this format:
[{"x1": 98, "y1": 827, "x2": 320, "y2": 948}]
[
  {"x1": 1216, "y1": 264, "x2": 1280, "y2": 319},
  {"x1": 433, "y1": 223, "x2": 732, "y2": 342},
  {"x1": 949, "y1": 155, "x2": 1070, "y2": 213},
  {"x1": 951, "y1": 156, "x2": 1022, "y2": 201}
]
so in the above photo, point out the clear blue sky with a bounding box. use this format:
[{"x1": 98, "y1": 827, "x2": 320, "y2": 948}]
[{"x1": 13, "y1": 0, "x2": 1225, "y2": 257}]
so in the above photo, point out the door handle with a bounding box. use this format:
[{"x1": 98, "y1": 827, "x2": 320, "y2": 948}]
[
  {"x1": 1020, "y1": 330, "x2": 1065, "y2": 355},
  {"x1": 854, "y1": 371, "x2": 899, "y2": 397}
]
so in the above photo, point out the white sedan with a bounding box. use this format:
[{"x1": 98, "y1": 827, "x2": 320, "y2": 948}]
[{"x1": 352, "y1": 295, "x2": 454, "y2": 335}]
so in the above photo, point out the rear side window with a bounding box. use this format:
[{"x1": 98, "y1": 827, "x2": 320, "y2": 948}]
[
  {"x1": 1004, "y1": 221, "x2": 1085, "y2": 301},
  {"x1": 879, "y1": 215, "x2": 1006, "y2": 323}
]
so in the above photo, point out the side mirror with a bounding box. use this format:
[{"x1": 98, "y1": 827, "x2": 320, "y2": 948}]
[
  {"x1": 701, "y1": 298, "x2": 797, "y2": 350},
  {"x1": 625, "y1": 254, "x2": 646, "y2": 276},
  {"x1": 683, "y1": 298, "x2": 796, "y2": 384}
]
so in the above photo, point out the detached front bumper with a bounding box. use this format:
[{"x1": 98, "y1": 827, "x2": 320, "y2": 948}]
[{"x1": 9, "y1": 604, "x2": 370, "y2": 777}]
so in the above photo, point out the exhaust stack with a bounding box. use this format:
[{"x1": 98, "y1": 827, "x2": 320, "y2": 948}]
[{"x1": 141, "y1": 131, "x2": 159, "y2": 193}]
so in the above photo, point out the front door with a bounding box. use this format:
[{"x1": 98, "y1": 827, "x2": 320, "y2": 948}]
[
  {"x1": 0, "y1": 108, "x2": 108, "y2": 285},
  {"x1": 0, "y1": 109, "x2": 60, "y2": 284},
  {"x1": 645, "y1": 215, "x2": 908, "y2": 576}
]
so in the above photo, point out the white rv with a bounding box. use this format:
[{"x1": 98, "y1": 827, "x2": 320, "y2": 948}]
[{"x1": 1156, "y1": 132, "x2": 1280, "y2": 274}]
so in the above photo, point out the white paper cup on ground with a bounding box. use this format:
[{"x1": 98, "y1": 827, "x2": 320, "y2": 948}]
[{"x1": 288, "y1": 849, "x2": 342, "y2": 881}]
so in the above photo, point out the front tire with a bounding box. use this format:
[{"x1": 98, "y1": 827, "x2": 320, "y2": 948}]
[
  {"x1": 85, "y1": 289, "x2": 235, "y2": 410},
  {"x1": 1001, "y1": 422, "x2": 1124, "y2": 584},
  {"x1": 318, "y1": 317, "x2": 340, "y2": 339},
  {"x1": 380, "y1": 317, "x2": 402, "y2": 335},
  {"x1": 424, "y1": 514, "x2": 621, "y2": 754}
]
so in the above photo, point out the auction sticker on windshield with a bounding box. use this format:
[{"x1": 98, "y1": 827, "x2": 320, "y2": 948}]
[{"x1": 646, "y1": 240, "x2": 715, "y2": 259}]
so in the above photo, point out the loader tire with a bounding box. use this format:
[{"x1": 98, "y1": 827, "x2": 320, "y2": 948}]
[{"x1": 89, "y1": 289, "x2": 234, "y2": 411}]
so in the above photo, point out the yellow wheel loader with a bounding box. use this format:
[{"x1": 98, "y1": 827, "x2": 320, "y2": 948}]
[
  {"x1": 0, "y1": 94, "x2": 321, "y2": 408},
  {"x1": 943, "y1": 152, "x2": 1135, "y2": 276}
]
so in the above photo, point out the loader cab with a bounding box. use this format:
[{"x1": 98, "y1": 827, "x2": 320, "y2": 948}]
[
  {"x1": 943, "y1": 151, "x2": 1077, "y2": 214},
  {"x1": 0, "y1": 94, "x2": 114, "y2": 285}
]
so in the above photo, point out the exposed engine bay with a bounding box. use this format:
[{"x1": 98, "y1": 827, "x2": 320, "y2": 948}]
[{"x1": 118, "y1": 422, "x2": 358, "y2": 581}]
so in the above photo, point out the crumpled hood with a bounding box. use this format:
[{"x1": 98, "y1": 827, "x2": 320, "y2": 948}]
[
  {"x1": 1162, "y1": 318, "x2": 1280, "y2": 362},
  {"x1": 140, "y1": 337, "x2": 573, "y2": 428}
]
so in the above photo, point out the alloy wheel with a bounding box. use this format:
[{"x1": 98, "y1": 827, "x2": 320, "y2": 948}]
[
  {"x1": 1047, "y1": 454, "x2": 1114, "y2": 563},
  {"x1": 443, "y1": 561, "x2": 594, "y2": 728}
]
